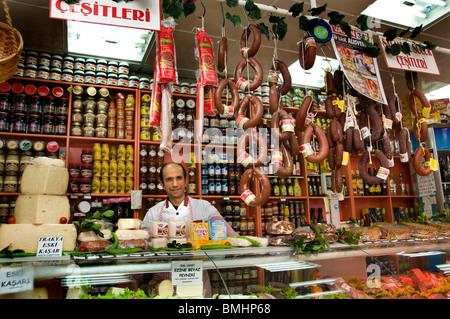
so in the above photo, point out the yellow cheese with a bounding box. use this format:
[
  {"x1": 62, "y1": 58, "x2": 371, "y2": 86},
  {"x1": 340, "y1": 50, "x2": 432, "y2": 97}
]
[
  {"x1": 20, "y1": 164, "x2": 69, "y2": 195},
  {"x1": 78, "y1": 229, "x2": 112, "y2": 242},
  {"x1": 0, "y1": 224, "x2": 77, "y2": 253},
  {"x1": 117, "y1": 218, "x2": 141, "y2": 230},
  {"x1": 15, "y1": 194, "x2": 70, "y2": 224}
]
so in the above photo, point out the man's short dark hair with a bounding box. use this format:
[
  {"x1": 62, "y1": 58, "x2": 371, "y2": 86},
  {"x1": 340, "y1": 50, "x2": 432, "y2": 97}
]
[{"x1": 159, "y1": 162, "x2": 186, "y2": 183}]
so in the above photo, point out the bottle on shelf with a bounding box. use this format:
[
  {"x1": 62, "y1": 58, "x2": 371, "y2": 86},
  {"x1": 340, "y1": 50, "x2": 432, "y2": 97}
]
[
  {"x1": 364, "y1": 168, "x2": 371, "y2": 196},
  {"x1": 389, "y1": 173, "x2": 397, "y2": 196},
  {"x1": 399, "y1": 173, "x2": 407, "y2": 195},
  {"x1": 317, "y1": 207, "x2": 324, "y2": 223},
  {"x1": 293, "y1": 178, "x2": 302, "y2": 197}
]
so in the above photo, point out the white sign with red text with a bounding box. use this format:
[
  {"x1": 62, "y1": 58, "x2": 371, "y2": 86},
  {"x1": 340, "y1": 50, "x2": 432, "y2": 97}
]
[
  {"x1": 49, "y1": 0, "x2": 161, "y2": 31},
  {"x1": 379, "y1": 36, "x2": 440, "y2": 75}
]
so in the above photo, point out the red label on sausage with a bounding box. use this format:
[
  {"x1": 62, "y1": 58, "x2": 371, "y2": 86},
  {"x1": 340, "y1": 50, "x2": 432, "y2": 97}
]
[
  {"x1": 196, "y1": 29, "x2": 218, "y2": 86},
  {"x1": 157, "y1": 26, "x2": 177, "y2": 83}
]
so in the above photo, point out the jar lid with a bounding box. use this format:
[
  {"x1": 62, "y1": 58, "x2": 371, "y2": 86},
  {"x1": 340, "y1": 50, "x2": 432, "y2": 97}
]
[
  {"x1": 77, "y1": 200, "x2": 91, "y2": 213},
  {"x1": 24, "y1": 84, "x2": 37, "y2": 95},
  {"x1": 39, "y1": 66, "x2": 50, "y2": 71},
  {"x1": 75, "y1": 57, "x2": 85, "y2": 62},
  {"x1": 98, "y1": 87, "x2": 109, "y2": 97},
  {"x1": 86, "y1": 58, "x2": 96, "y2": 63},
  {"x1": 51, "y1": 55, "x2": 63, "y2": 60},
  {"x1": 129, "y1": 75, "x2": 139, "y2": 80},
  {"x1": 118, "y1": 74, "x2": 128, "y2": 79},
  {"x1": 86, "y1": 86, "x2": 97, "y2": 96},
  {"x1": 0, "y1": 82, "x2": 11, "y2": 93},
  {"x1": 82, "y1": 148, "x2": 93, "y2": 152},
  {"x1": 81, "y1": 163, "x2": 93, "y2": 167},
  {"x1": 140, "y1": 77, "x2": 150, "y2": 82},
  {"x1": 52, "y1": 86, "x2": 64, "y2": 98},
  {"x1": 108, "y1": 73, "x2": 118, "y2": 78},
  {"x1": 19, "y1": 139, "x2": 33, "y2": 151},
  {"x1": 108, "y1": 61, "x2": 118, "y2": 65},
  {"x1": 40, "y1": 53, "x2": 51, "y2": 58},
  {"x1": 46, "y1": 141, "x2": 59, "y2": 153},
  {"x1": 119, "y1": 62, "x2": 129, "y2": 66},
  {"x1": 96, "y1": 72, "x2": 107, "y2": 76},
  {"x1": 97, "y1": 59, "x2": 107, "y2": 64},
  {"x1": 62, "y1": 69, "x2": 73, "y2": 74},
  {"x1": 33, "y1": 140, "x2": 45, "y2": 151},
  {"x1": 74, "y1": 70, "x2": 84, "y2": 75},
  {"x1": 69, "y1": 163, "x2": 79, "y2": 167},
  {"x1": 37, "y1": 85, "x2": 50, "y2": 97},
  {"x1": 72, "y1": 85, "x2": 84, "y2": 95},
  {"x1": 85, "y1": 71, "x2": 96, "y2": 76},
  {"x1": 6, "y1": 139, "x2": 19, "y2": 151},
  {"x1": 64, "y1": 56, "x2": 74, "y2": 61},
  {"x1": 25, "y1": 64, "x2": 37, "y2": 69},
  {"x1": 50, "y1": 67, "x2": 61, "y2": 72},
  {"x1": 79, "y1": 178, "x2": 91, "y2": 182},
  {"x1": 11, "y1": 82, "x2": 24, "y2": 94},
  {"x1": 27, "y1": 51, "x2": 38, "y2": 56}
]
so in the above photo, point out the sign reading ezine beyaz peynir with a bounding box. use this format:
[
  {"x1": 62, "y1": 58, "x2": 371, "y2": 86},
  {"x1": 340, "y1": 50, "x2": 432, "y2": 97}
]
[
  {"x1": 379, "y1": 36, "x2": 440, "y2": 75},
  {"x1": 49, "y1": 0, "x2": 161, "y2": 31}
]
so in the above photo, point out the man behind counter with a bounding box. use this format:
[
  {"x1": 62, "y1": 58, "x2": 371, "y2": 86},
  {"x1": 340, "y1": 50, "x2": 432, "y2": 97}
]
[{"x1": 141, "y1": 162, "x2": 238, "y2": 298}]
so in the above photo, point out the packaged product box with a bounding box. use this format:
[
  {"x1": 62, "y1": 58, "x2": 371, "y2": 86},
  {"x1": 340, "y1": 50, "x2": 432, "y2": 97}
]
[
  {"x1": 208, "y1": 220, "x2": 227, "y2": 240},
  {"x1": 189, "y1": 222, "x2": 210, "y2": 249}
]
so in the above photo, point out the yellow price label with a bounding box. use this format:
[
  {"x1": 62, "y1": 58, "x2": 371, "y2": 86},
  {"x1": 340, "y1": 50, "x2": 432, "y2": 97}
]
[
  {"x1": 422, "y1": 106, "x2": 431, "y2": 118},
  {"x1": 429, "y1": 158, "x2": 438, "y2": 171},
  {"x1": 341, "y1": 151, "x2": 349, "y2": 166}
]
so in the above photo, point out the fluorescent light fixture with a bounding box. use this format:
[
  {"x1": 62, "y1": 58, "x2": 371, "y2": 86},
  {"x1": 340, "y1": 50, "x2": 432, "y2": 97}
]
[
  {"x1": 67, "y1": 20, "x2": 153, "y2": 62},
  {"x1": 288, "y1": 56, "x2": 340, "y2": 88},
  {"x1": 361, "y1": 0, "x2": 450, "y2": 28},
  {"x1": 425, "y1": 84, "x2": 450, "y2": 99}
]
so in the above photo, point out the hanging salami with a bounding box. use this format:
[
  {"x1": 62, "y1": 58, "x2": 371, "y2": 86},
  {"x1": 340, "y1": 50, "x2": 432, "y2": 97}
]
[
  {"x1": 196, "y1": 29, "x2": 218, "y2": 87},
  {"x1": 157, "y1": 25, "x2": 178, "y2": 84}
]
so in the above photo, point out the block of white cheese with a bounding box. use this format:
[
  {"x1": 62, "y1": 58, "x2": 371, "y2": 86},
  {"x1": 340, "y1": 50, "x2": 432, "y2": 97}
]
[
  {"x1": 0, "y1": 224, "x2": 77, "y2": 253},
  {"x1": 115, "y1": 229, "x2": 149, "y2": 240},
  {"x1": 78, "y1": 229, "x2": 112, "y2": 242},
  {"x1": 20, "y1": 164, "x2": 69, "y2": 195},
  {"x1": 149, "y1": 221, "x2": 169, "y2": 237},
  {"x1": 117, "y1": 218, "x2": 141, "y2": 230},
  {"x1": 176, "y1": 285, "x2": 204, "y2": 298},
  {"x1": 15, "y1": 194, "x2": 70, "y2": 224},
  {"x1": 150, "y1": 237, "x2": 167, "y2": 248},
  {"x1": 168, "y1": 221, "x2": 187, "y2": 238}
]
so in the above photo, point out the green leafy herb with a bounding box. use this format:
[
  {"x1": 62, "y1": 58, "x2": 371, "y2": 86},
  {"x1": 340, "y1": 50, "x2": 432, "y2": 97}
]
[
  {"x1": 356, "y1": 14, "x2": 370, "y2": 31},
  {"x1": 327, "y1": 11, "x2": 345, "y2": 25},
  {"x1": 269, "y1": 15, "x2": 288, "y2": 41},
  {"x1": 288, "y1": 2, "x2": 304, "y2": 18},
  {"x1": 226, "y1": 0, "x2": 239, "y2": 8},
  {"x1": 244, "y1": 0, "x2": 261, "y2": 20},
  {"x1": 410, "y1": 24, "x2": 423, "y2": 39},
  {"x1": 299, "y1": 15, "x2": 309, "y2": 31},
  {"x1": 256, "y1": 22, "x2": 270, "y2": 41},
  {"x1": 289, "y1": 226, "x2": 330, "y2": 255},
  {"x1": 225, "y1": 12, "x2": 242, "y2": 27},
  {"x1": 308, "y1": 3, "x2": 327, "y2": 16},
  {"x1": 280, "y1": 287, "x2": 298, "y2": 299},
  {"x1": 75, "y1": 208, "x2": 114, "y2": 237},
  {"x1": 335, "y1": 228, "x2": 360, "y2": 245},
  {"x1": 340, "y1": 21, "x2": 352, "y2": 38},
  {"x1": 383, "y1": 28, "x2": 399, "y2": 42}
]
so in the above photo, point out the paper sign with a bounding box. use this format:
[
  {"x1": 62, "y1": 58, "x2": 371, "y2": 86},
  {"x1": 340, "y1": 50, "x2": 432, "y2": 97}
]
[
  {"x1": 379, "y1": 36, "x2": 440, "y2": 75},
  {"x1": 171, "y1": 260, "x2": 203, "y2": 286},
  {"x1": 0, "y1": 265, "x2": 34, "y2": 295},
  {"x1": 49, "y1": 0, "x2": 161, "y2": 31},
  {"x1": 36, "y1": 237, "x2": 63, "y2": 257}
]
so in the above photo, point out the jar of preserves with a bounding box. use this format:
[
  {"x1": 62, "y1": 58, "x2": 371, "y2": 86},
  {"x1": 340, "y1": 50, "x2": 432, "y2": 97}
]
[
  {"x1": 39, "y1": 53, "x2": 51, "y2": 68},
  {"x1": 84, "y1": 97, "x2": 96, "y2": 113},
  {"x1": 49, "y1": 67, "x2": 62, "y2": 81},
  {"x1": 107, "y1": 73, "x2": 118, "y2": 86},
  {"x1": 84, "y1": 71, "x2": 96, "y2": 84},
  {"x1": 95, "y1": 126, "x2": 107, "y2": 138},
  {"x1": 55, "y1": 116, "x2": 67, "y2": 135},
  {"x1": 73, "y1": 70, "x2": 85, "y2": 83},
  {"x1": 0, "y1": 112, "x2": 8, "y2": 132},
  {"x1": 43, "y1": 96, "x2": 55, "y2": 115},
  {"x1": 42, "y1": 114, "x2": 55, "y2": 134},
  {"x1": 85, "y1": 59, "x2": 96, "y2": 72},
  {"x1": 27, "y1": 113, "x2": 42, "y2": 134},
  {"x1": 107, "y1": 61, "x2": 118, "y2": 74},
  {"x1": 3, "y1": 175, "x2": 18, "y2": 192},
  {"x1": 50, "y1": 55, "x2": 63, "y2": 68},
  {"x1": 37, "y1": 66, "x2": 50, "y2": 80},
  {"x1": 14, "y1": 63, "x2": 24, "y2": 77},
  {"x1": 79, "y1": 178, "x2": 92, "y2": 193},
  {"x1": 80, "y1": 163, "x2": 93, "y2": 178},
  {"x1": 139, "y1": 77, "x2": 150, "y2": 90},
  {"x1": 19, "y1": 151, "x2": 33, "y2": 173},
  {"x1": 68, "y1": 178, "x2": 79, "y2": 193},
  {"x1": 128, "y1": 76, "x2": 139, "y2": 88},
  {"x1": 63, "y1": 56, "x2": 74, "y2": 70},
  {"x1": 118, "y1": 74, "x2": 129, "y2": 87},
  {"x1": 74, "y1": 58, "x2": 85, "y2": 71},
  {"x1": 29, "y1": 95, "x2": 41, "y2": 114},
  {"x1": 81, "y1": 148, "x2": 93, "y2": 164},
  {"x1": 13, "y1": 94, "x2": 27, "y2": 113},
  {"x1": 12, "y1": 113, "x2": 27, "y2": 133},
  {"x1": 83, "y1": 111, "x2": 95, "y2": 127},
  {"x1": 95, "y1": 72, "x2": 107, "y2": 85},
  {"x1": 118, "y1": 62, "x2": 129, "y2": 75},
  {"x1": 25, "y1": 64, "x2": 37, "y2": 78},
  {"x1": 97, "y1": 98, "x2": 108, "y2": 114},
  {"x1": 55, "y1": 98, "x2": 68, "y2": 116},
  {"x1": 71, "y1": 123, "x2": 82, "y2": 136},
  {"x1": 69, "y1": 163, "x2": 80, "y2": 178},
  {"x1": 62, "y1": 69, "x2": 73, "y2": 82},
  {"x1": 5, "y1": 151, "x2": 19, "y2": 174}
]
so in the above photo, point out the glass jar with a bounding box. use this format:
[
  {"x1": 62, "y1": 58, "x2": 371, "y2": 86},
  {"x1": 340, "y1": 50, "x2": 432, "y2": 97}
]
[
  {"x1": 49, "y1": 67, "x2": 62, "y2": 81},
  {"x1": 81, "y1": 148, "x2": 93, "y2": 164},
  {"x1": 84, "y1": 71, "x2": 96, "y2": 84},
  {"x1": 83, "y1": 111, "x2": 95, "y2": 126},
  {"x1": 73, "y1": 70, "x2": 85, "y2": 83},
  {"x1": 71, "y1": 122, "x2": 82, "y2": 136},
  {"x1": 128, "y1": 76, "x2": 139, "y2": 88},
  {"x1": 95, "y1": 126, "x2": 107, "y2": 138},
  {"x1": 74, "y1": 57, "x2": 85, "y2": 71},
  {"x1": 5, "y1": 150, "x2": 19, "y2": 174},
  {"x1": 69, "y1": 163, "x2": 80, "y2": 178},
  {"x1": 27, "y1": 113, "x2": 42, "y2": 134},
  {"x1": 71, "y1": 108, "x2": 83, "y2": 125},
  {"x1": 0, "y1": 93, "x2": 9, "y2": 112},
  {"x1": 107, "y1": 61, "x2": 118, "y2": 74},
  {"x1": 3, "y1": 175, "x2": 18, "y2": 193},
  {"x1": 13, "y1": 113, "x2": 27, "y2": 133},
  {"x1": 55, "y1": 98, "x2": 69, "y2": 116},
  {"x1": 42, "y1": 115, "x2": 55, "y2": 135},
  {"x1": 62, "y1": 69, "x2": 73, "y2": 82},
  {"x1": 80, "y1": 163, "x2": 93, "y2": 178},
  {"x1": 43, "y1": 97, "x2": 55, "y2": 115},
  {"x1": 96, "y1": 113, "x2": 107, "y2": 127},
  {"x1": 39, "y1": 53, "x2": 51, "y2": 68},
  {"x1": 68, "y1": 178, "x2": 80, "y2": 193},
  {"x1": 63, "y1": 56, "x2": 74, "y2": 70},
  {"x1": 55, "y1": 116, "x2": 67, "y2": 135},
  {"x1": 19, "y1": 151, "x2": 33, "y2": 173},
  {"x1": 83, "y1": 124, "x2": 95, "y2": 137},
  {"x1": 118, "y1": 62, "x2": 129, "y2": 75},
  {"x1": 79, "y1": 178, "x2": 92, "y2": 193},
  {"x1": 139, "y1": 77, "x2": 150, "y2": 90},
  {"x1": 37, "y1": 66, "x2": 50, "y2": 80},
  {"x1": 95, "y1": 72, "x2": 107, "y2": 85},
  {"x1": 84, "y1": 97, "x2": 96, "y2": 113},
  {"x1": 50, "y1": 55, "x2": 63, "y2": 69},
  {"x1": 85, "y1": 59, "x2": 96, "y2": 72},
  {"x1": 24, "y1": 64, "x2": 37, "y2": 78},
  {"x1": 14, "y1": 63, "x2": 24, "y2": 77},
  {"x1": 118, "y1": 74, "x2": 128, "y2": 87},
  {"x1": 96, "y1": 59, "x2": 108, "y2": 72},
  {"x1": 29, "y1": 95, "x2": 41, "y2": 114},
  {"x1": 107, "y1": 73, "x2": 118, "y2": 86}
]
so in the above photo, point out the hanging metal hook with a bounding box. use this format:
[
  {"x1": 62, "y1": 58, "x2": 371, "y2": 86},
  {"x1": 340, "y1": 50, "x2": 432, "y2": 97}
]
[
  {"x1": 197, "y1": 0, "x2": 206, "y2": 19},
  {"x1": 220, "y1": 1, "x2": 225, "y2": 28}
]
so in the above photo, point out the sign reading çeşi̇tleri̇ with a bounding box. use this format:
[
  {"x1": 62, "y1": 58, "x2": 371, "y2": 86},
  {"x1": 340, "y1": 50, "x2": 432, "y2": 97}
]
[
  {"x1": 49, "y1": 0, "x2": 161, "y2": 31},
  {"x1": 379, "y1": 36, "x2": 440, "y2": 75}
]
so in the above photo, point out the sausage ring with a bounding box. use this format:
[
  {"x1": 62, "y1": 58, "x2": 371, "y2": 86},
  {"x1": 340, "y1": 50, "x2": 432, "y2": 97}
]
[
  {"x1": 409, "y1": 89, "x2": 430, "y2": 117},
  {"x1": 271, "y1": 109, "x2": 293, "y2": 143},
  {"x1": 298, "y1": 36, "x2": 316, "y2": 70},
  {"x1": 358, "y1": 149, "x2": 390, "y2": 185},
  {"x1": 360, "y1": 105, "x2": 383, "y2": 142},
  {"x1": 217, "y1": 36, "x2": 228, "y2": 76},
  {"x1": 234, "y1": 57, "x2": 263, "y2": 92},
  {"x1": 325, "y1": 70, "x2": 335, "y2": 96},
  {"x1": 214, "y1": 78, "x2": 239, "y2": 117},
  {"x1": 273, "y1": 144, "x2": 294, "y2": 179},
  {"x1": 388, "y1": 94, "x2": 402, "y2": 126},
  {"x1": 237, "y1": 130, "x2": 268, "y2": 167},
  {"x1": 405, "y1": 71, "x2": 419, "y2": 92},
  {"x1": 240, "y1": 24, "x2": 261, "y2": 58},
  {"x1": 295, "y1": 95, "x2": 313, "y2": 132},
  {"x1": 239, "y1": 167, "x2": 271, "y2": 206},
  {"x1": 398, "y1": 127, "x2": 410, "y2": 163},
  {"x1": 236, "y1": 95, "x2": 264, "y2": 129},
  {"x1": 283, "y1": 132, "x2": 301, "y2": 157},
  {"x1": 413, "y1": 117, "x2": 428, "y2": 143},
  {"x1": 275, "y1": 60, "x2": 292, "y2": 96},
  {"x1": 413, "y1": 147, "x2": 432, "y2": 176},
  {"x1": 300, "y1": 123, "x2": 329, "y2": 163},
  {"x1": 334, "y1": 142, "x2": 344, "y2": 169}
]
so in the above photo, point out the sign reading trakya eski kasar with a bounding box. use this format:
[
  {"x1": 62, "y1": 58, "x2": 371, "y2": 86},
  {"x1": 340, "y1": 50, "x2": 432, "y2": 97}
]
[
  {"x1": 379, "y1": 36, "x2": 440, "y2": 75},
  {"x1": 49, "y1": 0, "x2": 161, "y2": 31}
]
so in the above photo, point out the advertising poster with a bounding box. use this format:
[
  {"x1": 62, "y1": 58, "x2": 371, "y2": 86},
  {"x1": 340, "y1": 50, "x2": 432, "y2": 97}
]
[{"x1": 331, "y1": 25, "x2": 387, "y2": 104}]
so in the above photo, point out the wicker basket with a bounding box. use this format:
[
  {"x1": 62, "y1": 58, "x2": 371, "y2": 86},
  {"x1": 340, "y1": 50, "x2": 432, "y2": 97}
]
[{"x1": 0, "y1": 0, "x2": 23, "y2": 83}]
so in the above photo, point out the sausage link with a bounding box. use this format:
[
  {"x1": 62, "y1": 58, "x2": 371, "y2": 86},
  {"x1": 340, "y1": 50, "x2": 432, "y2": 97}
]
[
  {"x1": 295, "y1": 95, "x2": 313, "y2": 132},
  {"x1": 358, "y1": 149, "x2": 390, "y2": 185},
  {"x1": 217, "y1": 36, "x2": 227, "y2": 75},
  {"x1": 301, "y1": 123, "x2": 329, "y2": 163},
  {"x1": 214, "y1": 78, "x2": 239, "y2": 117},
  {"x1": 298, "y1": 36, "x2": 316, "y2": 70},
  {"x1": 234, "y1": 57, "x2": 263, "y2": 92},
  {"x1": 276, "y1": 60, "x2": 292, "y2": 96},
  {"x1": 236, "y1": 95, "x2": 264, "y2": 129},
  {"x1": 335, "y1": 142, "x2": 344, "y2": 168},
  {"x1": 325, "y1": 71, "x2": 335, "y2": 96},
  {"x1": 237, "y1": 130, "x2": 268, "y2": 167},
  {"x1": 335, "y1": 169, "x2": 343, "y2": 193},
  {"x1": 413, "y1": 147, "x2": 432, "y2": 176},
  {"x1": 240, "y1": 24, "x2": 261, "y2": 58},
  {"x1": 398, "y1": 127, "x2": 410, "y2": 163},
  {"x1": 274, "y1": 144, "x2": 294, "y2": 179},
  {"x1": 239, "y1": 167, "x2": 271, "y2": 206}
]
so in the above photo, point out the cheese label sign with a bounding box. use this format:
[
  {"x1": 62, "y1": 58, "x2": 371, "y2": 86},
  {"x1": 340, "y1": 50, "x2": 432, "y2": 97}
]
[
  {"x1": 36, "y1": 236, "x2": 63, "y2": 257},
  {"x1": 0, "y1": 264, "x2": 34, "y2": 295},
  {"x1": 171, "y1": 260, "x2": 203, "y2": 286}
]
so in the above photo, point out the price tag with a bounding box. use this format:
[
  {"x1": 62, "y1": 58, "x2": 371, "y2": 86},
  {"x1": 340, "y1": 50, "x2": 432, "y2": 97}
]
[
  {"x1": 281, "y1": 119, "x2": 295, "y2": 132},
  {"x1": 300, "y1": 143, "x2": 314, "y2": 157},
  {"x1": 361, "y1": 126, "x2": 371, "y2": 139},
  {"x1": 237, "y1": 151, "x2": 254, "y2": 167},
  {"x1": 36, "y1": 236, "x2": 63, "y2": 257},
  {"x1": 131, "y1": 190, "x2": 142, "y2": 209},
  {"x1": 376, "y1": 167, "x2": 390, "y2": 181},
  {"x1": 240, "y1": 189, "x2": 256, "y2": 205},
  {"x1": 384, "y1": 117, "x2": 393, "y2": 130},
  {"x1": 341, "y1": 151, "x2": 349, "y2": 166},
  {"x1": 0, "y1": 264, "x2": 34, "y2": 295},
  {"x1": 429, "y1": 158, "x2": 439, "y2": 171},
  {"x1": 171, "y1": 260, "x2": 203, "y2": 286},
  {"x1": 271, "y1": 150, "x2": 283, "y2": 164},
  {"x1": 395, "y1": 112, "x2": 402, "y2": 122},
  {"x1": 400, "y1": 152, "x2": 409, "y2": 163}
]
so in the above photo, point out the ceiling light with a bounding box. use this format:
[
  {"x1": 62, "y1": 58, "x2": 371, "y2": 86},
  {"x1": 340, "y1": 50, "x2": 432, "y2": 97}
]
[
  {"x1": 288, "y1": 56, "x2": 340, "y2": 88},
  {"x1": 425, "y1": 84, "x2": 450, "y2": 99},
  {"x1": 67, "y1": 21, "x2": 153, "y2": 62}
]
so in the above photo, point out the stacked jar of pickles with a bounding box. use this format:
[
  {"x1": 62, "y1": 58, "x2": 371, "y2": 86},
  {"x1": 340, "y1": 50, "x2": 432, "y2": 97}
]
[{"x1": 91, "y1": 143, "x2": 134, "y2": 194}]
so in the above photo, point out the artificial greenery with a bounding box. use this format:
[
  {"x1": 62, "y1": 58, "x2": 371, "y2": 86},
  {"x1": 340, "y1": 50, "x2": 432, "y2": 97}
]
[
  {"x1": 75, "y1": 206, "x2": 115, "y2": 237},
  {"x1": 289, "y1": 226, "x2": 330, "y2": 254}
]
